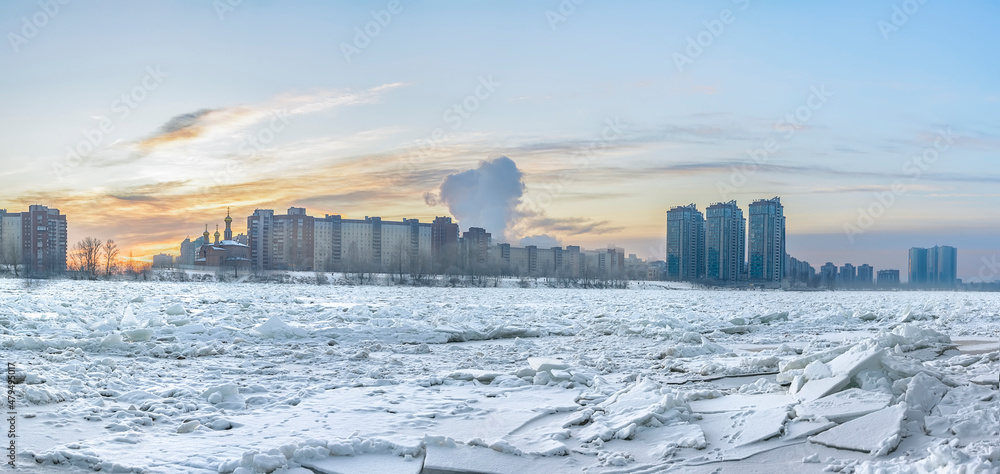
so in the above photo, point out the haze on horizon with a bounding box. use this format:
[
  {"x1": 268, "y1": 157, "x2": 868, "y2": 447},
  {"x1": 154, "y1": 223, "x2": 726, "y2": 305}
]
[{"x1": 1, "y1": 0, "x2": 998, "y2": 281}]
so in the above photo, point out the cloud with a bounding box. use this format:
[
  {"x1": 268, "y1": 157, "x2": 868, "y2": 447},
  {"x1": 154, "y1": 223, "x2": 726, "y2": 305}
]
[
  {"x1": 132, "y1": 83, "x2": 407, "y2": 157},
  {"x1": 138, "y1": 109, "x2": 215, "y2": 150},
  {"x1": 433, "y1": 156, "x2": 525, "y2": 242},
  {"x1": 521, "y1": 215, "x2": 625, "y2": 236}
]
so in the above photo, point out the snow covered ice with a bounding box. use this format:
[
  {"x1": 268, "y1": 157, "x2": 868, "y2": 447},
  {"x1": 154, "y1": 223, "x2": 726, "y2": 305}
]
[{"x1": 2, "y1": 279, "x2": 999, "y2": 473}]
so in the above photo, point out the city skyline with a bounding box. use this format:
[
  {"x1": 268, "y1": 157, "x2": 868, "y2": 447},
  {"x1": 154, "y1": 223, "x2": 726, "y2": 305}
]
[{"x1": 2, "y1": 2, "x2": 999, "y2": 280}]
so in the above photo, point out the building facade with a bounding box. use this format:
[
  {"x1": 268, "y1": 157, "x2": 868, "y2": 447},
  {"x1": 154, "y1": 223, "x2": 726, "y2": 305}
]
[
  {"x1": 787, "y1": 256, "x2": 816, "y2": 285},
  {"x1": 908, "y1": 247, "x2": 928, "y2": 285},
  {"x1": 431, "y1": 216, "x2": 459, "y2": 270},
  {"x1": 877, "y1": 269, "x2": 901, "y2": 287},
  {"x1": 0, "y1": 210, "x2": 23, "y2": 269},
  {"x1": 152, "y1": 254, "x2": 174, "y2": 268},
  {"x1": 908, "y1": 246, "x2": 958, "y2": 287},
  {"x1": 820, "y1": 262, "x2": 838, "y2": 286},
  {"x1": 0, "y1": 205, "x2": 67, "y2": 276},
  {"x1": 856, "y1": 264, "x2": 874, "y2": 287},
  {"x1": 839, "y1": 263, "x2": 857, "y2": 287},
  {"x1": 249, "y1": 208, "x2": 439, "y2": 273},
  {"x1": 666, "y1": 204, "x2": 705, "y2": 281},
  {"x1": 461, "y1": 227, "x2": 491, "y2": 268},
  {"x1": 705, "y1": 201, "x2": 746, "y2": 283},
  {"x1": 748, "y1": 197, "x2": 785, "y2": 283},
  {"x1": 314, "y1": 215, "x2": 432, "y2": 273}
]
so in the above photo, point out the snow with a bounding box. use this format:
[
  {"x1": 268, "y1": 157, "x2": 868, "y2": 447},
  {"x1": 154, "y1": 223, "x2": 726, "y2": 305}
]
[{"x1": 1, "y1": 281, "x2": 998, "y2": 472}]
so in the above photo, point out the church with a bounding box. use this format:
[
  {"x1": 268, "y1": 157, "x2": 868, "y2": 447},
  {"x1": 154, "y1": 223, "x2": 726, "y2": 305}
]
[{"x1": 194, "y1": 209, "x2": 251, "y2": 274}]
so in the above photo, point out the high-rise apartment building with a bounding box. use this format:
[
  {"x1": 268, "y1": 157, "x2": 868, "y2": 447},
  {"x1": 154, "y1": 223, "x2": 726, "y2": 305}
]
[
  {"x1": 705, "y1": 201, "x2": 746, "y2": 282},
  {"x1": 248, "y1": 209, "x2": 275, "y2": 272},
  {"x1": 877, "y1": 269, "x2": 901, "y2": 287},
  {"x1": 820, "y1": 262, "x2": 838, "y2": 286},
  {"x1": 839, "y1": 263, "x2": 857, "y2": 286},
  {"x1": 461, "y1": 227, "x2": 491, "y2": 267},
  {"x1": 748, "y1": 197, "x2": 785, "y2": 283},
  {"x1": 908, "y1": 247, "x2": 929, "y2": 285},
  {"x1": 431, "y1": 216, "x2": 459, "y2": 270},
  {"x1": 929, "y1": 245, "x2": 958, "y2": 286},
  {"x1": 0, "y1": 210, "x2": 23, "y2": 268},
  {"x1": 909, "y1": 246, "x2": 958, "y2": 287},
  {"x1": 0, "y1": 205, "x2": 67, "y2": 276},
  {"x1": 666, "y1": 204, "x2": 705, "y2": 281},
  {"x1": 247, "y1": 207, "x2": 314, "y2": 271},
  {"x1": 856, "y1": 264, "x2": 874, "y2": 286}
]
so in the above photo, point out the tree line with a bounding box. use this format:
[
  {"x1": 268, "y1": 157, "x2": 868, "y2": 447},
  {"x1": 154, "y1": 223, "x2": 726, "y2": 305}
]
[{"x1": 69, "y1": 237, "x2": 150, "y2": 280}]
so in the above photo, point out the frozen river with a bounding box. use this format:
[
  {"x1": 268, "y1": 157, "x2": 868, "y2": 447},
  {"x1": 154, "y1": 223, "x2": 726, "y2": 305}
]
[{"x1": 1, "y1": 280, "x2": 998, "y2": 473}]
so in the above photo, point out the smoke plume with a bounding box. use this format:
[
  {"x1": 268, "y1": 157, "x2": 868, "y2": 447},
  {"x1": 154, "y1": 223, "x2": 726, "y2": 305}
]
[{"x1": 435, "y1": 156, "x2": 524, "y2": 242}]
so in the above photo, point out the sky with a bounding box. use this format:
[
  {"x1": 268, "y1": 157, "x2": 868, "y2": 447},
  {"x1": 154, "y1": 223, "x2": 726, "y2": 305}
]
[{"x1": 1, "y1": 0, "x2": 998, "y2": 281}]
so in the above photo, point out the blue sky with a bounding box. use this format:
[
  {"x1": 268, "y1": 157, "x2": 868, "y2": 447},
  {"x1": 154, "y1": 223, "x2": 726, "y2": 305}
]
[{"x1": 1, "y1": 0, "x2": 998, "y2": 280}]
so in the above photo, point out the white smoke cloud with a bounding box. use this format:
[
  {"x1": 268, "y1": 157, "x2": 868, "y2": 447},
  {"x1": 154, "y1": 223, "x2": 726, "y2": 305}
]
[
  {"x1": 519, "y1": 234, "x2": 561, "y2": 248},
  {"x1": 435, "y1": 156, "x2": 524, "y2": 242}
]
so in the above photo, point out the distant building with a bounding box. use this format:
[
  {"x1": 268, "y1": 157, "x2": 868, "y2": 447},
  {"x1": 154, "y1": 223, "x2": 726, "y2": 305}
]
[
  {"x1": 705, "y1": 201, "x2": 746, "y2": 283},
  {"x1": 929, "y1": 246, "x2": 958, "y2": 286},
  {"x1": 314, "y1": 214, "x2": 432, "y2": 273},
  {"x1": 787, "y1": 256, "x2": 816, "y2": 285},
  {"x1": 488, "y1": 243, "x2": 624, "y2": 279},
  {"x1": 247, "y1": 207, "x2": 443, "y2": 273},
  {"x1": 666, "y1": 204, "x2": 705, "y2": 281},
  {"x1": 908, "y1": 248, "x2": 929, "y2": 285},
  {"x1": 820, "y1": 262, "x2": 838, "y2": 287},
  {"x1": 748, "y1": 197, "x2": 785, "y2": 283},
  {"x1": 152, "y1": 254, "x2": 174, "y2": 268},
  {"x1": 856, "y1": 264, "x2": 874, "y2": 287},
  {"x1": 196, "y1": 209, "x2": 250, "y2": 273},
  {"x1": 461, "y1": 227, "x2": 491, "y2": 268},
  {"x1": 0, "y1": 205, "x2": 68, "y2": 276},
  {"x1": 247, "y1": 207, "x2": 314, "y2": 271},
  {"x1": 179, "y1": 236, "x2": 205, "y2": 266},
  {"x1": 0, "y1": 210, "x2": 23, "y2": 269},
  {"x1": 877, "y1": 269, "x2": 901, "y2": 287},
  {"x1": 431, "y1": 216, "x2": 459, "y2": 270},
  {"x1": 839, "y1": 263, "x2": 856, "y2": 287},
  {"x1": 909, "y1": 245, "x2": 958, "y2": 288}
]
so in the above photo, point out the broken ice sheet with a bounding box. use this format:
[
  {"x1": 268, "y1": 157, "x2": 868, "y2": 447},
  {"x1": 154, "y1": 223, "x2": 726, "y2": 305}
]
[
  {"x1": 809, "y1": 403, "x2": 907, "y2": 455},
  {"x1": 794, "y1": 388, "x2": 893, "y2": 423}
]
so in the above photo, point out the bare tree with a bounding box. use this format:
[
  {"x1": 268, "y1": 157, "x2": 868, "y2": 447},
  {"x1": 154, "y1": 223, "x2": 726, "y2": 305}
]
[
  {"x1": 73, "y1": 237, "x2": 104, "y2": 279},
  {"x1": 0, "y1": 238, "x2": 21, "y2": 277},
  {"x1": 103, "y1": 239, "x2": 119, "y2": 277}
]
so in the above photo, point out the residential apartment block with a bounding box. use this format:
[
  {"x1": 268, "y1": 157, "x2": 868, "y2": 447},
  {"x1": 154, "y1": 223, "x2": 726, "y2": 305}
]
[
  {"x1": 666, "y1": 204, "x2": 705, "y2": 281},
  {"x1": 0, "y1": 205, "x2": 68, "y2": 276},
  {"x1": 705, "y1": 201, "x2": 746, "y2": 282},
  {"x1": 748, "y1": 197, "x2": 785, "y2": 283}
]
